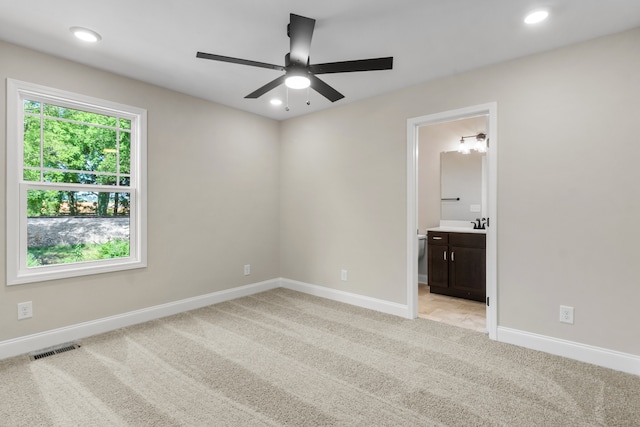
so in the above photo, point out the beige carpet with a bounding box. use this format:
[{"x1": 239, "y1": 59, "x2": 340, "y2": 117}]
[{"x1": 1, "y1": 288, "x2": 639, "y2": 426}]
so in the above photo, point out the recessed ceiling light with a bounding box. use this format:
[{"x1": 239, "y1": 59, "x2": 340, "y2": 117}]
[
  {"x1": 524, "y1": 10, "x2": 549, "y2": 25},
  {"x1": 270, "y1": 99, "x2": 283, "y2": 106},
  {"x1": 70, "y1": 27, "x2": 102, "y2": 43}
]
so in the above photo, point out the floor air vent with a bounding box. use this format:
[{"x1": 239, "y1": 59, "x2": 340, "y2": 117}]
[{"x1": 30, "y1": 343, "x2": 81, "y2": 361}]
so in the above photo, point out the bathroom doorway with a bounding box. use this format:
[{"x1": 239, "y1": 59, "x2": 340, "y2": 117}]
[
  {"x1": 406, "y1": 103, "x2": 497, "y2": 339},
  {"x1": 418, "y1": 115, "x2": 488, "y2": 332}
]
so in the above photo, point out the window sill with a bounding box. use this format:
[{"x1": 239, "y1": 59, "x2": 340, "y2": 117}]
[{"x1": 7, "y1": 258, "x2": 147, "y2": 286}]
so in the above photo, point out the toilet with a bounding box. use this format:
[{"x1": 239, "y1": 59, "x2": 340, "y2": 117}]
[{"x1": 418, "y1": 234, "x2": 427, "y2": 260}]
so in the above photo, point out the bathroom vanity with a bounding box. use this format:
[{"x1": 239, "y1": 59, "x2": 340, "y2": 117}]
[{"x1": 427, "y1": 228, "x2": 486, "y2": 302}]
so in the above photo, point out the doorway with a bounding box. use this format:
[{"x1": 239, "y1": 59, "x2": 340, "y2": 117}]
[{"x1": 406, "y1": 103, "x2": 497, "y2": 340}]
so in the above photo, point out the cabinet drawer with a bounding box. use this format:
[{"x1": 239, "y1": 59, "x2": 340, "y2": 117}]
[
  {"x1": 449, "y1": 232, "x2": 485, "y2": 248},
  {"x1": 427, "y1": 231, "x2": 448, "y2": 244}
]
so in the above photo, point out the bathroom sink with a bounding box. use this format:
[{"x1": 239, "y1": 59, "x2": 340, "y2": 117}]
[{"x1": 426, "y1": 226, "x2": 486, "y2": 234}]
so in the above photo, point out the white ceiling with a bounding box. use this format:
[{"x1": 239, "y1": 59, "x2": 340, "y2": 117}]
[{"x1": 1, "y1": 0, "x2": 640, "y2": 121}]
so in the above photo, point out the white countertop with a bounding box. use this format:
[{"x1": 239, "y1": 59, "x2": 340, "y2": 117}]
[{"x1": 427, "y1": 226, "x2": 486, "y2": 234}]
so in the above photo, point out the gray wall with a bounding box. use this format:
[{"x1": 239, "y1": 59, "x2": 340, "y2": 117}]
[
  {"x1": 3, "y1": 27, "x2": 640, "y2": 359},
  {"x1": 280, "y1": 28, "x2": 640, "y2": 356},
  {"x1": 0, "y1": 41, "x2": 281, "y2": 341}
]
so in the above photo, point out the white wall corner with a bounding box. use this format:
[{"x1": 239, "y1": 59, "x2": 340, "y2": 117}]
[
  {"x1": 279, "y1": 278, "x2": 411, "y2": 319},
  {"x1": 497, "y1": 326, "x2": 640, "y2": 376}
]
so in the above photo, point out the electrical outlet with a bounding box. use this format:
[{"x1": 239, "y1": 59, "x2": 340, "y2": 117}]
[
  {"x1": 18, "y1": 301, "x2": 33, "y2": 320},
  {"x1": 341, "y1": 269, "x2": 348, "y2": 281},
  {"x1": 559, "y1": 305, "x2": 574, "y2": 324},
  {"x1": 243, "y1": 264, "x2": 251, "y2": 276}
]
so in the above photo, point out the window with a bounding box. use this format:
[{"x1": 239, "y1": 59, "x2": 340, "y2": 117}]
[{"x1": 6, "y1": 79, "x2": 147, "y2": 285}]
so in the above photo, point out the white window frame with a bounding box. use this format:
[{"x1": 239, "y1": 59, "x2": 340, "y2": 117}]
[{"x1": 6, "y1": 79, "x2": 147, "y2": 285}]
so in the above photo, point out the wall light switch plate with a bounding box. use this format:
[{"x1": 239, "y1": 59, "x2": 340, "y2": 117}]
[
  {"x1": 243, "y1": 264, "x2": 251, "y2": 276},
  {"x1": 341, "y1": 269, "x2": 348, "y2": 281}
]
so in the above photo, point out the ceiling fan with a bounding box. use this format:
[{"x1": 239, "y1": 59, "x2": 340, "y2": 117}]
[{"x1": 196, "y1": 13, "x2": 393, "y2": 103}]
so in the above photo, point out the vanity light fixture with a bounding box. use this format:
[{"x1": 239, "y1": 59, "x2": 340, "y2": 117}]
[
  {"x1": 70, "y1": 27, "x2": 102, "y2": 43},
  {"x1": 458, "y1": 137, "x2": 471, "y2": 154},
  {"x1": 458, "y1": 133, "x2": 487, "y2": 154}
]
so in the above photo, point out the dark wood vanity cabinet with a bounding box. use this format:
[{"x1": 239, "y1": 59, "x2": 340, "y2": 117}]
[{"x1": 427, "y1": 231, "x2": 486, "y2": 302}]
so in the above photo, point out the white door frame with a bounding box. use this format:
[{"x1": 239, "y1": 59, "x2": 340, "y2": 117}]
[{"x1": 406, "y1": 102, "x2": 498, "y2": 340}]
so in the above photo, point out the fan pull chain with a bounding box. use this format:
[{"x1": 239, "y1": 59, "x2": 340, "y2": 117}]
[
  {"x1": 306, "y1": 87, "x2": 310, "y2": 106},
  {"x1": 285, "y1": 87, "x2": 290, "y2": 111}
]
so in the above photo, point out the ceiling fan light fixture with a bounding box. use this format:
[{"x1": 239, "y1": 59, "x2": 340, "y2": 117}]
[
  {"x1": 285, "y1": 74, "x2": 311, "y2": 90},
  {"x1": 70, "y1": 26, "x2": 101, "y2": 42},
  {"x1": 270, "y1": 99, "x2": 283, "y2": 106}
]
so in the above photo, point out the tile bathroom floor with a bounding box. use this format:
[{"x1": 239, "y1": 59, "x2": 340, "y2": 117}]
[{"x1": 418, "y1": 284, "x2": 486, "y2": 333}]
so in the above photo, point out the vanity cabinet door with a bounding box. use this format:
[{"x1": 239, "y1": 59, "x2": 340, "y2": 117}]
[
  {"x1": 450, "y1": 246, "x2": 485, "y2": 297},
  {"x1": 428, "y1": 231, "x2": 486, "y2": 302},
  {"x1": 427, "y1": 232, "x2": 449, "y2": 288}
]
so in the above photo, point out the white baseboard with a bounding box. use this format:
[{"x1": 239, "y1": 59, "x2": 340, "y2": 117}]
[
  {"x1": 0, "y1": 279, "x2": 280, "y2": 360},
  {"x1": 418, "y1": 274, "x2": 428, "y2": 284},
  {"x1": 2, "y1": 278, "x2": 638, "y2": 377},
  {"x1": 280, "y1": 278, "x2": 410, "y2": 318},
  {"x1": 497, "y1": 326, "x2": 640, "y2": 376}
]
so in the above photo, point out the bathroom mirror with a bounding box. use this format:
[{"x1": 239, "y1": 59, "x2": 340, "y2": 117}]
[{"x1": 440, "y1": 151, "x2": 486, "y2": 221}]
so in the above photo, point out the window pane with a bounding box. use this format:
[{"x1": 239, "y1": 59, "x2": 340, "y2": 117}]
[
  {"x1": 119, "y1": 119, "x2": 131, "y2": 130},
  {"x1": 26, "y1": 189, "x2": 130, "y2": 216},
  {"x1": 24, "y1": 169, "x2": 40, "y2": 182},
  {"x1": 119, "y1": 131, "x2": 130, "y2": 174},
  {"x1": 42, "y1": 170, "x2": 75, "y2": 184},
  {"x1": 26, "y1": 189, "x2": 62, "y2": 217},
  {"x1": 43, "y1": 104, "x2": 117, "y2": 127},
  {"x1": 24, "y1": 100, "x2": 41, "y2": 114},
  {"x1": 95, "y1": 174, "x2": 119, "y2": 186},
  {"x1": 99, "y1": 146, "x2": 118, "y2": 176},
  {"x1": 27, "y1": 189, "x2": 131, "y2": 267},
  {"x1": 23, "y1": 115, "x2": 41, "y2": 168},
  {"x1": 43, "y1": 120, "x2": 117, "y2": 176}
]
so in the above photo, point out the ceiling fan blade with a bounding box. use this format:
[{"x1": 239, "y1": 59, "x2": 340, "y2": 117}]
[
  {"x1": 196, "y1": 52, "x2": 285, "y2": 71},
  {"x1": 288, "y1": 14, "x2": 315, "y2": 66},
  {"x1": 244, "y1": 75, "x2": 286, "y2": 99},
  {"x1": 309, "y1": 57, "x2": 393, "y2": 74},
  {"x1": 309, "y1": 75, "x2": 344, "y2": 102}
]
